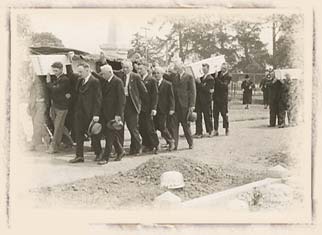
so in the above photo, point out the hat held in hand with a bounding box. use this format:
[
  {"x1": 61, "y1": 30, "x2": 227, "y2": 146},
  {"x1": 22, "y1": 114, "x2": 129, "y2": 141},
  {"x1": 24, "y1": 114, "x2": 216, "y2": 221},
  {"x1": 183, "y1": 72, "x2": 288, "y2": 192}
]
[
  {"x1": 187, "y1": 111, "x2": 197, "y2": 122},
  {"x1": 88, "y1": 120, "x2": 102, "y2": 136},
  {"x1": 107, "y1": 119, "x2": 123, "y2": 131}
]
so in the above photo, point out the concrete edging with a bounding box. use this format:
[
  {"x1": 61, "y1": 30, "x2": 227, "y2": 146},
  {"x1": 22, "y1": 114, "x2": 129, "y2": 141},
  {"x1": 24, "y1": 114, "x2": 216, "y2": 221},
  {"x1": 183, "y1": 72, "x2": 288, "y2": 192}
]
[{"x1": 181, "y1": 178, "x2": 282, "y2": 208}]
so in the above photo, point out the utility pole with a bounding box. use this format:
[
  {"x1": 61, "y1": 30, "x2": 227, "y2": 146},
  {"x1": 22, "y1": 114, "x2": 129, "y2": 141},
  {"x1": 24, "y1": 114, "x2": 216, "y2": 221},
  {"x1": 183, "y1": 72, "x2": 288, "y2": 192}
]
[
  {"x1": 141, "y1": 27, "x2": 150, "y2": 62},
  {"x1": 272, "y1": 17, "x2": 277, "y2": 69}
]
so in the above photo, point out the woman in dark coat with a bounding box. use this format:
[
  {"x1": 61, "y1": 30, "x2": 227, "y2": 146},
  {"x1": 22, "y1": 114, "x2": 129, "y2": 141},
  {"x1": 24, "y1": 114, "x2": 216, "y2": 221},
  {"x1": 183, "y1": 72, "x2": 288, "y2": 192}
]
[{"x1": 241, "y1": 74, "x2": 255, "y2": 109}]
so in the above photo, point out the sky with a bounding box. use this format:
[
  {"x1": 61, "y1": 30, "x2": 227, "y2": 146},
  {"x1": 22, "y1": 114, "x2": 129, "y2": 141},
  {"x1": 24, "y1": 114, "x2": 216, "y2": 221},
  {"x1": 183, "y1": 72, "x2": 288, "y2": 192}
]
[{"x1": 24, "y1": 9, "x2": 276, "y2": 55}]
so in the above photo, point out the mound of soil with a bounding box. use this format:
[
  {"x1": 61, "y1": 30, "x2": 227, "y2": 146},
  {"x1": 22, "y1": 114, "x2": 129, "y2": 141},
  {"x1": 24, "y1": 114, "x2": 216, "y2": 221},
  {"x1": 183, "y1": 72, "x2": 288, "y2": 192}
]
[{"x1": 31, "y1": 156, "x2": 268, "y2": 209}]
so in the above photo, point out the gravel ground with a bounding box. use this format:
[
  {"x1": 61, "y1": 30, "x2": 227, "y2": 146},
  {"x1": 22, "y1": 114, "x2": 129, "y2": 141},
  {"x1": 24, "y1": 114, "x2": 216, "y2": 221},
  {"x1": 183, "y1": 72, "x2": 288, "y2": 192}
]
[
  {"x1": 31, "y1": 155, "x2": 272, "y2": 209},
  {"x1": 30, "y1": 149, "x2": 299, "y2": 210},
  {"x1": 27, "y1": 104, "x2": 306, "y2": 210}
]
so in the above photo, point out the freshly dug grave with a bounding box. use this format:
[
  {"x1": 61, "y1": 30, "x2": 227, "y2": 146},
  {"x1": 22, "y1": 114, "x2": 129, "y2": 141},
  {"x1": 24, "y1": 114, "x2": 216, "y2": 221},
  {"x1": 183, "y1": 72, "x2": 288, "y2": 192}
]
[{"x1": 31, "y1": 155, "x2": 269, "y2": 209}]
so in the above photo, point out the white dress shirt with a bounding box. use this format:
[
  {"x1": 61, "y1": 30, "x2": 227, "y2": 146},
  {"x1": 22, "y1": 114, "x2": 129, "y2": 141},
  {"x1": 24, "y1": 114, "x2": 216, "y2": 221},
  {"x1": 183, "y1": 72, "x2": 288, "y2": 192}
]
[
  {"x1": 124, "y1": 73, "x2": 130, "y2": 96},
  {"x1": 158, "y1": 78, "x2": 163, "y2": 87},
  {"x1": 179, "y1": 71, "x2": 185, "y2": 79},
  {"x1": 83, "y1": 73, "x2": 91, "y2": 85},
  {"x1": 107, "y1": 74, "x2": 113, "y2": 83},
  {"x1": 142, "y1": 73, "x2": 148, "y2": 81}
]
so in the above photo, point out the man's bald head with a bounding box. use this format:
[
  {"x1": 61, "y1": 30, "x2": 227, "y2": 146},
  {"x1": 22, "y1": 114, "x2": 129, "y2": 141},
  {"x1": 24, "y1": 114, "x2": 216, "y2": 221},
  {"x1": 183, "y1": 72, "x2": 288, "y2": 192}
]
[
  {"x1": 153, "y1": 66, "x2": 165, "y2": 81},
  {"x1": 100, "y1": 64, "x2": 113, "y2": 80}
]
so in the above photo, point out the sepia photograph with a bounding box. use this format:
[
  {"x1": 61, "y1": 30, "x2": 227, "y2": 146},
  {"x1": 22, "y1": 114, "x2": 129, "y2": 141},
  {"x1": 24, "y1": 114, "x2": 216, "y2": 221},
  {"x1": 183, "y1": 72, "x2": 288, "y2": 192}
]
[{"x1": 5, "y1": 6, "x2": 315, "y2": 227}]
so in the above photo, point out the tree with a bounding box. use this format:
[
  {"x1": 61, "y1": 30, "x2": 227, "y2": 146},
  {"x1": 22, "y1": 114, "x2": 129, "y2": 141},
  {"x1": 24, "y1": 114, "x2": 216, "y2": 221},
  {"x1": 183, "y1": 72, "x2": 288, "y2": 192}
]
[
  {"x1": 233, "y1": 21, "x2": 270, "y2": 73},
  {"x1": 269, "y1": 14, "x2": 303, "y2": 69},
  {"x1": 31, "y1": 32, "x2": 64, "y2": 47}
]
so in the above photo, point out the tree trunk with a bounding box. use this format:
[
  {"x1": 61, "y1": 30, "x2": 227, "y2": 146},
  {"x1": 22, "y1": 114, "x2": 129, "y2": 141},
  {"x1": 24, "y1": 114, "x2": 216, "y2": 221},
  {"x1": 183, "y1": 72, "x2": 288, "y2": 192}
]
[{"x1": 272, "y1": 20, "x2": 277, "y2": 69}]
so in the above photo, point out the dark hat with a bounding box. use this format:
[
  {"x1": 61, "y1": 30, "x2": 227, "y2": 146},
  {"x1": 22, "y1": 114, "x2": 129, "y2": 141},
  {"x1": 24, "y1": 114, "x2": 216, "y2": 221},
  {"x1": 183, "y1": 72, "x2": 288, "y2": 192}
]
[
  {"x1": 107, "y1": 119, "x2": 124, "y2": 131},
  {"x1": 245, "y1": 74, "x2": 249, "y2": 78},
  {"x1": 187, "y1": 111, "x2": 197, "y2": 122},
  {"x1": 88, "y1": 120, "x2": 102, "y2": 136}
]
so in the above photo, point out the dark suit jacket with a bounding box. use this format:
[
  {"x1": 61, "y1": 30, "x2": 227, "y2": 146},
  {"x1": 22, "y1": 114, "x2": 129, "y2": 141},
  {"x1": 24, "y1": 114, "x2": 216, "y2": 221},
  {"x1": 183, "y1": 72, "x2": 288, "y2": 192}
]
[
  {"x1": 66, "y1": 64, "x2": 102, "y2": 120},
  {"x1": 172, "y1": 72, "x2": 196, "y2": 110},
  {"x1": 92, "y1": 73, "x2": 126, "y2": 122},
  {"x1": 196, "y1": 74, "x2": 215, "y2": 107},
  {"x1": 119, "y1": 72, "x2": 148, "y2": 114},
  {"x1": 213, "y1": 71, "x2": 231, "y2": 105},
  {"x1": 46, "y1": 73, "x2": 72, "y2": 110},
  {"x1": 142, "y1": 74, "x2": 158, "y2": 113},
  {"x1": 269, "y1": 79, "x2": 282, "y2": 106},
  {"x1": 157, "y1": 79, "x2": 175, "y2": 114}
]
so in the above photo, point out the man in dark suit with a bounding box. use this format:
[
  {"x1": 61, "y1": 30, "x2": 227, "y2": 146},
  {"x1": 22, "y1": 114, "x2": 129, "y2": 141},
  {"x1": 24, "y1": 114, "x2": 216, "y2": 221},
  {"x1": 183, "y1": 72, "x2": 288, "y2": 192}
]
[
  {"x1": 119, "y1": 60, "x2": 148, "y2": 155},
  {"x1": 91, "y1": 64, "x2": 126, "y2": 165},
  {"x1": 137, "y1": 63, "x2": 159, "y2": 154},
  {"x1": 153, "y1": 66, "x2": 175, "y2": 151},
  {"x1": 268, "y1": 74, "x2": 283, "y2": 127},
  {"x1": 172, "y1": 61, "x2": 196, "y2": 150},
  {"x1": 212, "y1": 63, "x2": 231, "y2": 136},
  {"x1": 163, "y1": 64, "x2": 178, "y2": 144},
  {"x1": 194, "y1": 63, "x2": 215, "y2": 138},
  {"x1": 66, "y1": 52, "x2": 102, "y2": 163}
]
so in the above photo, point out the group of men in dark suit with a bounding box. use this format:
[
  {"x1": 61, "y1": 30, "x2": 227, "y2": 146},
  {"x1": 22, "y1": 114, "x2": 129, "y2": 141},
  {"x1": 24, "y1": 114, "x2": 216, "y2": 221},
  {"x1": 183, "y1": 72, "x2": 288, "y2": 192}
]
[
  {"x1": 193, "y1": 63, "x2": 232, "y2": 138},
  {"x1": 49, "y1": 52, "x2": 204, "y2": 164},
  {"x1": 267, "y1": 72, "x2": 298, "y2": 128},
  {"x1": 32, "y1": 50, "x2": 235, "y2": 165}
]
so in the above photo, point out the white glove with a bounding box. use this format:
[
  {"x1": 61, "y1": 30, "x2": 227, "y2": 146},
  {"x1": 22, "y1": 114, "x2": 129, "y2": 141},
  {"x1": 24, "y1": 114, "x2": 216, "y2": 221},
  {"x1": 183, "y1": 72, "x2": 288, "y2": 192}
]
[
  {"x1": 169, "y1": 110, "x2": 175, "y2": 115},
  {"x1": 46, "y1": 73, "x2": 51, "y2": 83},
  {"x1": 189, "y1": 107, "x2": 195, "y2": 113},
  {"x1": 151, "y1": 110, "x2": 157, "y2": 116},
  {"x1": 65, "y1": 93, "x2": 71, "y2": 99},
  {"x1": 93, "y1": 116, "x2": 99, "y2": 122},
  {"x1": 115, "y1": 115, "x2": 121, "y2": 122}
]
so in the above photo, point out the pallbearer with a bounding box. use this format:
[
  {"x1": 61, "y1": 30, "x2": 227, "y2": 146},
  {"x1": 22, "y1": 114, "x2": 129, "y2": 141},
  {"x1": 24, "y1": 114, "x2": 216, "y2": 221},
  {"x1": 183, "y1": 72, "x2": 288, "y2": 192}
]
[
  {"x1": 66, "y1": 52, "x2": 102, "y2": 163},
  {"x1": 194, "y1": 63, "x2": 215, "y2": 138},
  {"x1": 212, "y1": 63, "x2": 231, "y2": 136}
]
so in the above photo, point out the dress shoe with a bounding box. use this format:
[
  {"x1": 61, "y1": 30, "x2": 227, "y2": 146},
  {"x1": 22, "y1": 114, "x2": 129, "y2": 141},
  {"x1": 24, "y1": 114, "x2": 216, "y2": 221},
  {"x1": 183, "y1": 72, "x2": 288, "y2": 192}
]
[
  {"x1": 115, "y1": 151, "x2": 125, "y2": 161},
  {"x1": 69, "y1": 156, "x2": 84, "y2": 163},
  {"x1": 152, "y1": 147, "x2": 158, "y2": 154},
  {"x1": 46, "y1": 148, "x2": 58, "y2": 154},
  {"x1": 94, "y1": 153, "x2": 103, "y2": 161},
  {"x1": 128, "y1": 149, "x2": 141, "y2": 156},
  {"x1": 189, "y1": 145, "x2": 193, "y2": 149},
  {"x1": 278, "y1": 124, "x2": 285, "y2": 128},
  {"x1": 204, "y1": 133, "x2": 211, "y2": 138},
  {"x1": 225, "y1": 128, "x2": 229, "y2": 136},
  {"x1": 97, "y1": 159, "x2": 109, "y2": 165},
  {"x1": 213, "y1": 130, "x2": 219, "y2": 136},
  {"x1": 192, "y1": 134, "x2": 202, "y2": 138},
  {"x1": 168, "y1": 141, "x2": 175, "y2": 151},
  {"x1": 142, "y1": 146, "x2": 150, "y2": 153}
]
